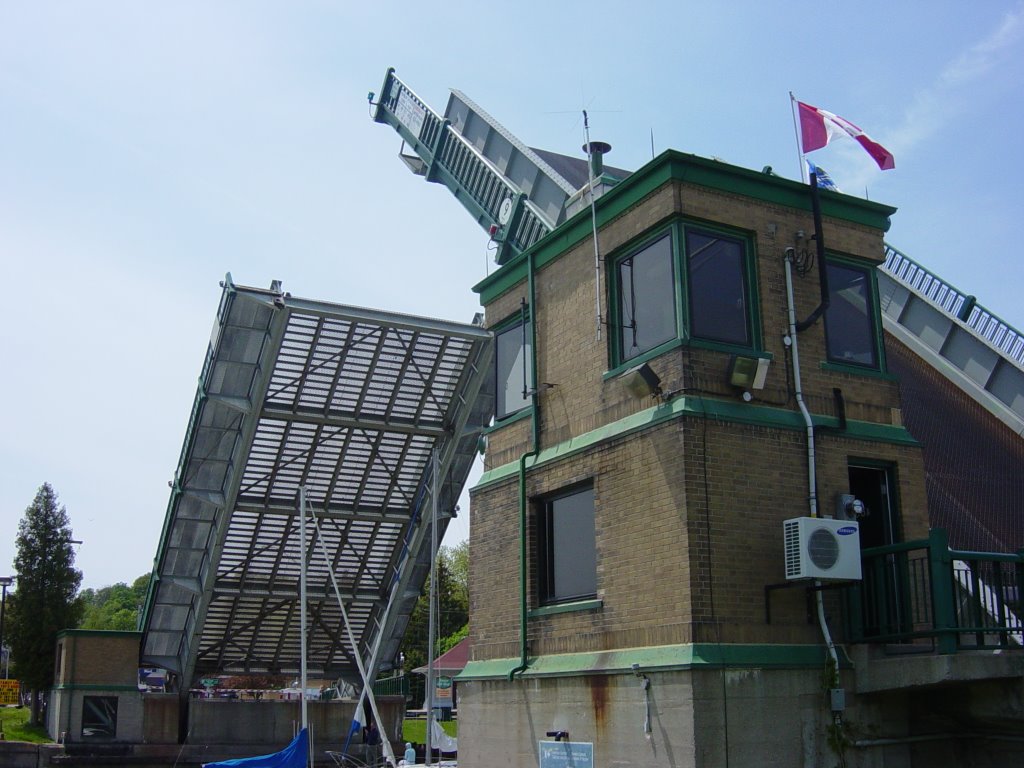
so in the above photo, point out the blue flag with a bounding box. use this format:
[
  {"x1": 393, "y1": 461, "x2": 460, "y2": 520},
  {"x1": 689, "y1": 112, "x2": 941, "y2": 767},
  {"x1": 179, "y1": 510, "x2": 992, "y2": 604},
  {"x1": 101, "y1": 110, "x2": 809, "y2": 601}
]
[{"x1": 806, "y1": 159, "x2": 841, "y2": 193}]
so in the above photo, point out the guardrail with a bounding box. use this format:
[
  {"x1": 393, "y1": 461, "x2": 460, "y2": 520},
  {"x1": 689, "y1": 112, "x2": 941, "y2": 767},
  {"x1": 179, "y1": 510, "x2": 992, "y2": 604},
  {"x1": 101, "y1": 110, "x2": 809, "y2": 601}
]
[
  {"x1": 846, "y1": 528, "x2": 1024, "y2": 652},
  {"x1": 882, "y1": 244, "x2": 1024, "y2": 365}
]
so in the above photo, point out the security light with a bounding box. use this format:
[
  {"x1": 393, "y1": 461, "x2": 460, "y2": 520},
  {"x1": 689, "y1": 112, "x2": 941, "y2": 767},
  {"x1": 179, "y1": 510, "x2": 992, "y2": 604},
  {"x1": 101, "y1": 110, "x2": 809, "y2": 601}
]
[
  {"x1": 622, "y1": 363, "x2": 662, "y2": 399},
  {"x1": 728, "y1": 355, "x2": 769, "y2": 390}
]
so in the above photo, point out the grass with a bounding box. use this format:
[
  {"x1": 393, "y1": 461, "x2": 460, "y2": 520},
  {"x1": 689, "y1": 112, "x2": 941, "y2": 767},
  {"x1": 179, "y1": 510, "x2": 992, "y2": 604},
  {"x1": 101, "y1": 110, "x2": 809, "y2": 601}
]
[
  {"x1": 401, "y1": 717, "x2": 456, "y2": 745},
  {"x1": 0, "y1": 706, "x2": 51, "y2": 743}
]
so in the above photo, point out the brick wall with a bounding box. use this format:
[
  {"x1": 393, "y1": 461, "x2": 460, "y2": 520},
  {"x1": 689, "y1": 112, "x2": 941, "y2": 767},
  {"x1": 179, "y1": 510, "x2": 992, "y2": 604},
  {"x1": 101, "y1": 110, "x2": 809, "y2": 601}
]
[{"x1": 472, "y1": 174, "x2": 927, "y2": 662}]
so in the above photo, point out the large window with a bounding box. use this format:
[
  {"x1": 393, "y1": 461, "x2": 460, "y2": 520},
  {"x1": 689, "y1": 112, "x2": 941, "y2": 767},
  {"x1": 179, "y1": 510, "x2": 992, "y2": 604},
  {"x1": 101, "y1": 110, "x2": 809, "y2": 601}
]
[
  {"x1": 685, "y1": 228, "x2": 752, "y2": 346},
  {"x1": 824, "y1": 260, "x2": 880, "y2": 369},
  {"x1": 611, "y1": 222, "x2": 758, "y2": 367},
  {"x1": 616, "y1": 234, "x2": 677, "y2": 360},
  {"x1": 536, "y1": 484, "x2": 596, "y2": 605},
  {"x1": 494, "y1": 314, "x2": 532, "y2": 419}
]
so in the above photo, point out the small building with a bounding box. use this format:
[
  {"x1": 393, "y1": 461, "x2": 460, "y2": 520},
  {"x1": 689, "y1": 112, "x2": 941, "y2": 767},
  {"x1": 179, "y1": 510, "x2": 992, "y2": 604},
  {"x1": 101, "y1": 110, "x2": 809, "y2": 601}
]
[
  {"x1": 48, "y1": 629, "x2": 147, "y2": 744},
  {"x1": 413, "y1": 636, "x2": 470, "y2": 714}
]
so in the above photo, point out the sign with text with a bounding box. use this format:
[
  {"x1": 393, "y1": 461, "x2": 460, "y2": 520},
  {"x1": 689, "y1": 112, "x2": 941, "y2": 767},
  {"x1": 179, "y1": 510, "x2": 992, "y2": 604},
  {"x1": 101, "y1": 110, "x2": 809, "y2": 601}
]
[
  {"x1": 539, "y1": 741, "x2": 593, "y2": 768},
  {"x1": 0, "y1": 679, "x2": 20, "y2": 705},
  {"x1": 395, "y1": 89, "x2": 426, "y2": 139}
]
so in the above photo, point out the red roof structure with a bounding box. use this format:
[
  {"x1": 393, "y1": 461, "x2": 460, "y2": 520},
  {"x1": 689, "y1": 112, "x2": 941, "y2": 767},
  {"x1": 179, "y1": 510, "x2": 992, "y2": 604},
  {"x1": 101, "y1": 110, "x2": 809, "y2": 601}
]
[{"x1": 412, "y1": 637, "x2": 469, "y2": 676}]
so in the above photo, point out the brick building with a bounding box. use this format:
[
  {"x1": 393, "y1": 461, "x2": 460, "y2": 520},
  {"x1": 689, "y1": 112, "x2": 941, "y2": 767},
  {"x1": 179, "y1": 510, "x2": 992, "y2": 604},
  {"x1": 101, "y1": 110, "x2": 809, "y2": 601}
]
[{"x1": 444, "y1": 146, "x2": 1023, "y2": 766}]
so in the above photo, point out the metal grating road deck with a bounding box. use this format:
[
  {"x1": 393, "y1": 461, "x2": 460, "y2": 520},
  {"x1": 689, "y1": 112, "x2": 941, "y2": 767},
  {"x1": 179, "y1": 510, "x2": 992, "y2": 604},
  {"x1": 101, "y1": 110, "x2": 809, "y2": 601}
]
[{"x1": 139, "y1": 277, "x2": 493, "y2": 691}]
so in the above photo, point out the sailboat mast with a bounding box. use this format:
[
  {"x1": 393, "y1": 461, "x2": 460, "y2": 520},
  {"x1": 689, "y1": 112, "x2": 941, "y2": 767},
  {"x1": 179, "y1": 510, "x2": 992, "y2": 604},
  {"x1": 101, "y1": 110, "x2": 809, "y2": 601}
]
[
  {"x1": 425, "y1": 448, "x2": 439, "y2": 766},
  {"x1": 299, "y1": 487, "x2": 309, "y2": 733}
]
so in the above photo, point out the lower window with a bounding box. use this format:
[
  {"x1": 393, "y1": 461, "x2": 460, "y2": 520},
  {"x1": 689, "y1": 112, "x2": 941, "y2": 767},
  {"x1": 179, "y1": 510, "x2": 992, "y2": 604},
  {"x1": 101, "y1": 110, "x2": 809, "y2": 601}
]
[
  {"x1": 81, "y1": 696, "x2": 118, "y2": 739},
  {"x1": 537, "y1": 484, "x2": 596, "y2": 605}
]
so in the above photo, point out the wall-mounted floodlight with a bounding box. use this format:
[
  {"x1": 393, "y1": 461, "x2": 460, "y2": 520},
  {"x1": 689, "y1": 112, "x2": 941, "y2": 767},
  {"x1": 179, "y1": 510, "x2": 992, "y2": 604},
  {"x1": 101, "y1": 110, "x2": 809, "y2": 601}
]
[
  {"x1": 728, "y1": 355, "x2": 770, "y2": 391},
  {"x1": 622, "y1": 363, "x2": 662, "y2": 399}
]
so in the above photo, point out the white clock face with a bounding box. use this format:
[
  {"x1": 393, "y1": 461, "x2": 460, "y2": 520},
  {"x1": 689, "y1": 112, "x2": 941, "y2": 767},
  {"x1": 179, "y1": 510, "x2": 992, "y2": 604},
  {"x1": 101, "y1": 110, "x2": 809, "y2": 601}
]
[{"x1": 498, "y1": 198, "x2": 513, "y2": 225}]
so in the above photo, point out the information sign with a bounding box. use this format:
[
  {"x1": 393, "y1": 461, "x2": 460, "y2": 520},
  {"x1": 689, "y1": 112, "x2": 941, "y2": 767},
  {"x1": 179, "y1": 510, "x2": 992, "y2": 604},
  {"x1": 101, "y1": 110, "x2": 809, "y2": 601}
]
[
  {"x1": 395, "y1": 89, "x2": 426, "y2": 139},
  {"x1": 0, "y1": 679, "x2": 20, "y2": 705},
  {"x1": 538, "y1": 741, "x2": 593, "y2": 768}
]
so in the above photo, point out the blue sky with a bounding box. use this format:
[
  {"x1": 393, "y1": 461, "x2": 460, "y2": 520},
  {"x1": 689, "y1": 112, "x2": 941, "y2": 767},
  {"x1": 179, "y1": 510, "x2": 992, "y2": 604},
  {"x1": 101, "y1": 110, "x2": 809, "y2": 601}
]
[{"x1": 2, "y1": 2, "x2": 1022, "y2": 589}]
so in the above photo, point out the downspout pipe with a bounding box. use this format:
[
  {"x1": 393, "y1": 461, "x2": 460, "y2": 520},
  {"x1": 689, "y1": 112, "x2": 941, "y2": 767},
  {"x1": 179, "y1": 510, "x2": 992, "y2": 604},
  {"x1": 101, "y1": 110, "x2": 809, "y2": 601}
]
[
  {"x1": 795, "y1": 173, "x2": 830, "y2": 333},
  {"x1": 784, "y1": 251, "x2": 838, "y2": 670},
  {"x1": 510, "y1": 252, "x2": 540, "y2": 680}
]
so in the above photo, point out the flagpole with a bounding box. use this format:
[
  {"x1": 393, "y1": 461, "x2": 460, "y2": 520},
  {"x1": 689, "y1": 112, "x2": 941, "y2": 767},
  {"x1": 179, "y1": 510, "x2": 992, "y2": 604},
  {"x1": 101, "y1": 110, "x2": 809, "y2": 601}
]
[{"x1": 789, "y1": 92, "x2": 807, "y2": 182}]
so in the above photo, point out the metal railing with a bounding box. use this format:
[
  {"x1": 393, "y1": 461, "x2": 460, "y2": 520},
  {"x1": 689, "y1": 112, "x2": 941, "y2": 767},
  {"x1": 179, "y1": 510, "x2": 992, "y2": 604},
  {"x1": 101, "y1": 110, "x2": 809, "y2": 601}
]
[
  {"x1": 375, "y1": 69, "x2": 553, "y2": 264},
  {"x1": 847, "y1": 528, "x2": 1024, "y2": 652},
  {"x1": 882, "y1": 244, "x2": 1024, "y2": 365},
  {"x1": 372, "y1": 673, "x2": 410, "y2": 699}
]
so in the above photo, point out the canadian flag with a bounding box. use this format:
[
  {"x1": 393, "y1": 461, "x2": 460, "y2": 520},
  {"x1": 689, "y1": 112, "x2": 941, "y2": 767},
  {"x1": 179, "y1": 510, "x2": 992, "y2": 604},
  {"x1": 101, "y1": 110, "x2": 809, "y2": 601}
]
[{"x1": 797, "y1": 101, "x2": 895, "y2": 171}]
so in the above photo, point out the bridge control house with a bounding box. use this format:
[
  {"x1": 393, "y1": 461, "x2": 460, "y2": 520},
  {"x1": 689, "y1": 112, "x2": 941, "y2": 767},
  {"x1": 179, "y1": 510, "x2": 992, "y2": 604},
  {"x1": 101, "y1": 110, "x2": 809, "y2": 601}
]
[{"x1": 374, "y1": 70, "x2": 1024, "y2": 767}]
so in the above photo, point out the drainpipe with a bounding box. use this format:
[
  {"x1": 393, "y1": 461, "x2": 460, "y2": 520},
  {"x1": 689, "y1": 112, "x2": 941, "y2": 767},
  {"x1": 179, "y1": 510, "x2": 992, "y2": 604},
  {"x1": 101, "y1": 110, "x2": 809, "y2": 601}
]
[
  {"x1": 795, "y1": 174, "x2": 830, "y2": 332},
  {"x1": 510, "y1": 251, "x2": 540, "y2": 680},
  {"x1": 783, "y1": 250, "x2": 838, "y2": 670}
]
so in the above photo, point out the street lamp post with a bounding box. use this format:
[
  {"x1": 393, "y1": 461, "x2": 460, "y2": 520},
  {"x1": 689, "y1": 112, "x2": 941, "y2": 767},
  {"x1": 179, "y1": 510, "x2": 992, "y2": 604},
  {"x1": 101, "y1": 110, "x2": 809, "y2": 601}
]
[{"x1": 0, "y1": 576, "x2": 13, "y2": 679}]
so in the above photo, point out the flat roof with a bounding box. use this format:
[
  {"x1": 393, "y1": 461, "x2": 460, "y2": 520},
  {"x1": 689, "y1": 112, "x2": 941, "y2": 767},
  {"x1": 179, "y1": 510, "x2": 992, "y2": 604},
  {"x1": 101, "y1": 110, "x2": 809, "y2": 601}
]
[{"x1": 140, "y1": 277, "x2": 492, "y2": 688}]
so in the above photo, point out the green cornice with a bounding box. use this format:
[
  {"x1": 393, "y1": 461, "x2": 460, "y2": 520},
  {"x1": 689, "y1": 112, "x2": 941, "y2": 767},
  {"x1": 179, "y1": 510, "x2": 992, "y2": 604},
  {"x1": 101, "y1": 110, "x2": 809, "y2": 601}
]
[
  {"x1": 474, "y1": 150, "x2": 897, "y2": 304},
  {"x1": 458, "y1": 643, "x2": 851, "y2": 680},
  {"x1": 57, "y1": 629, "x2": 142, "y2": 640},
  {"x1": 475, "y1": 395, "x2": 917, "y2": 490}
]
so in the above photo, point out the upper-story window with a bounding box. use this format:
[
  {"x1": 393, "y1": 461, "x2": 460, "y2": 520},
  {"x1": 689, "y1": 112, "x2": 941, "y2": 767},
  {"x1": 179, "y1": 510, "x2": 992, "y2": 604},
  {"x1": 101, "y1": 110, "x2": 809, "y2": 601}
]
[
  {"x1": 494, "y1": 312, "x2": 532, "y2": 419},
  {"x1": 611, "y1": 221, "x2": 759, "y2": 368},
  {"x1": 685, "y1": 228, "x2": 753, "y2": 347},
  {"x1": 616, "y1": 233, "x2": 678, "y2": 361},
  {"x1": 824, "y1": 258, "x2": 881, "y2": 369}
]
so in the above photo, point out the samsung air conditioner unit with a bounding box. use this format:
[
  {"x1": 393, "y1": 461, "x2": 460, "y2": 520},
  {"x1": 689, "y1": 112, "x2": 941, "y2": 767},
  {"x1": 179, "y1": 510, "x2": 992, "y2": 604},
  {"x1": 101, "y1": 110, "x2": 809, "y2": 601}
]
[{"x1": 783, "y1": 517, "x2": 862, "y2": 581}]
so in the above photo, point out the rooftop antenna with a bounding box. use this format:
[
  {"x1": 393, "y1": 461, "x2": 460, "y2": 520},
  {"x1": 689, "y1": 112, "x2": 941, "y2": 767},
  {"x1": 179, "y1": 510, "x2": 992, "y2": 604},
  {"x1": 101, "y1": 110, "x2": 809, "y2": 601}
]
[{"x1": 583, "y1": 110, "x2": 607, "y2": 342}]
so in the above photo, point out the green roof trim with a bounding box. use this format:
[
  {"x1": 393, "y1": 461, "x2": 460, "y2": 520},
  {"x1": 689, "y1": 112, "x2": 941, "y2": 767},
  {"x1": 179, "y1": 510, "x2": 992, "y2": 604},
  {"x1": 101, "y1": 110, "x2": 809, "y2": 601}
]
[
  {"x1": 474, "y1": 150, "x2": 896, "y2": 304},
  {"x1": 458, "y1": 642, "x2": 850, "y2": 680},
  {"x1": 57, "y1": 629, "x2": 143, "y2": 640},
  {"x1": 475, "y1": 395, "x2": 916, "y2": 490}
]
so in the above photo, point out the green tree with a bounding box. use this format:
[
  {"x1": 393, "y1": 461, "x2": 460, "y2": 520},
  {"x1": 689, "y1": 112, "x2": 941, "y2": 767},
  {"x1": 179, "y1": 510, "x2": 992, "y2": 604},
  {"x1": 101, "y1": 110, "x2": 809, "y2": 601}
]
[
  {"x1": 79, "y1": 573, "x2": 151, "y2": 631},
  {"x1": 398, "y1": 544, "x2": 469, "y2": 707},
  {"x1": 7, "y1": 483, "x2": 84, "y2": 725}
]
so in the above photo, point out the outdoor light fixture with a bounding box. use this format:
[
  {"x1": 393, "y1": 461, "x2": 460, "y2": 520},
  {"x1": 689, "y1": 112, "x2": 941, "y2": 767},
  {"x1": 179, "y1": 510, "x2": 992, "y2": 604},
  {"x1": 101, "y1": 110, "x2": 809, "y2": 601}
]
[
  {"x1": 728, "y1": 355, "x2": 770, "y2": 391},
  {"x1": 546, "y1": 731, "x2": 569, "y2": 742},
  {"x1": 622, "y1": 362, "x2": 662, "y2": 399}
]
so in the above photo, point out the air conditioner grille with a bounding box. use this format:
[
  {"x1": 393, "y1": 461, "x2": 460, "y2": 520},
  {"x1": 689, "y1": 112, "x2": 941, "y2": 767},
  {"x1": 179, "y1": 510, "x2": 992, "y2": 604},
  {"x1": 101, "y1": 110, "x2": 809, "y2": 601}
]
[{"x1": 807, "y1": 528, "x2": 840, "y2": 569}]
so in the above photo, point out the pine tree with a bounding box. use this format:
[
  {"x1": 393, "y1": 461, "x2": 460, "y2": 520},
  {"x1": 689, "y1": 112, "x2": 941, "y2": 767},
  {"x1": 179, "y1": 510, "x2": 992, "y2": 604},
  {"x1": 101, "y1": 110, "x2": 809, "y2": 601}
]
[{"x1": 7, "y1": 483, "x2": 84, "y2": 725}]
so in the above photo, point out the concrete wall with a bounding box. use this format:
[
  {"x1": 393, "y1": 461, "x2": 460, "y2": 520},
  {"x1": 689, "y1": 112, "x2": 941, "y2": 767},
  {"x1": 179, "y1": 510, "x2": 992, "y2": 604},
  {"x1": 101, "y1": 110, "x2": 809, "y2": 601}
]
[{"x1": 187, "y1": 696, "x2": 405, "y2": 749}]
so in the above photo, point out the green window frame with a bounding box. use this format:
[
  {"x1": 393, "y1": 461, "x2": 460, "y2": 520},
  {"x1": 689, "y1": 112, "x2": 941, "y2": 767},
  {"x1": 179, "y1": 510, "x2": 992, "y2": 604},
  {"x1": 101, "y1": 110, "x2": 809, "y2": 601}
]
[
  {"x1": 609, "y1": 220, "x2": 761, "y2": 369},
  {"x1": 823, "y1": 256, "x2": 885, "y2": 371},
  {"x1": 493, "y1": 308, "x2": 533, "y2": 421}
]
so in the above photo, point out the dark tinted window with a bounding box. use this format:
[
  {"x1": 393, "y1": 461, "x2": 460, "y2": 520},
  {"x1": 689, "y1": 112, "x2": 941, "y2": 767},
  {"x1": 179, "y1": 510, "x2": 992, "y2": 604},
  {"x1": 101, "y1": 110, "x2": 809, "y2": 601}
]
[
  {"x1": 538, "y1": 485, "x2": 596, "y2": 604},
  {"x1": 686, "y1": 229, "x2": 750, "y2": 346},
  {"x1": 825, "y1": 261, "x2": 878, "y2": 367},
  {"x1": 617, "y1": 234, "x2": 677, "y2": 362}
]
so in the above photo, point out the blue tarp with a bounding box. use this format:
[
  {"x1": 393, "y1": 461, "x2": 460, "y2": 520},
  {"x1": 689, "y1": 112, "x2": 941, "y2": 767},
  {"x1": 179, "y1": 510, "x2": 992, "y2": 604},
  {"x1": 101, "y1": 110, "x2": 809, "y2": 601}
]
[{"x1": 203, "y1": 728, "x2": 309, "y2": 768}]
